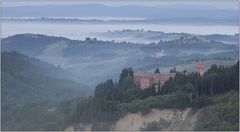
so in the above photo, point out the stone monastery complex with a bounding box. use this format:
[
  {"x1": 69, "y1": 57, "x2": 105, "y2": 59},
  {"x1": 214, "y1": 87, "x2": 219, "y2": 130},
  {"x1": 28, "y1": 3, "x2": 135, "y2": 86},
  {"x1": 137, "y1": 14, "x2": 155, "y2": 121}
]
[{"x1": 134, "y1": 60, "x2": 204, "y2": 90}]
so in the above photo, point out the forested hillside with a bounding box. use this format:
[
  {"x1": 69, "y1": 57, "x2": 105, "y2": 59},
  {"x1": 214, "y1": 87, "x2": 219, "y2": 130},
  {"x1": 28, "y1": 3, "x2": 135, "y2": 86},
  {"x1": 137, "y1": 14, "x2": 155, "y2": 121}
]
[
  {"x1": 1, "y1": 51, "x2": 89, "y2": 130},
  {"x1": 68, "y1": 62, "x2": 239, "y2": 130},
  {"x1": 1, "y1": 51, "x2": 89, "y2": 106},
  {"x1": 1, "y1": 34, "x2": 239, "y2": 131}
]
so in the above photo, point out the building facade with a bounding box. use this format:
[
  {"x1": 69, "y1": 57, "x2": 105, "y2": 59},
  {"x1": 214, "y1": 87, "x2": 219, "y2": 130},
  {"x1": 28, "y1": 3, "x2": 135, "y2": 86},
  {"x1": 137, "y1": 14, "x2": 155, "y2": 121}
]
[
  {"x1": 196, "y1": 60, "x2": 204, "y2": 76},
  {"x1": 133, "y1": 72, "x2": 176, "y2": 90},
  {"x1": 134, "y1": 60, "x2": 204, "y2": 91}
]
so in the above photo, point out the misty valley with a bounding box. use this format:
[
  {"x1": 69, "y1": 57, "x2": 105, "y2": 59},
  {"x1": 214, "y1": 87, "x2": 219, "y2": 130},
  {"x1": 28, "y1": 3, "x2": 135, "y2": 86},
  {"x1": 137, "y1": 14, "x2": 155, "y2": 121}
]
[
  {"x1": 1, "y1": 31, "x2": 239, "y2": 130},
  {"x1": 1, "y1": 1, "x2": 239, "y2": 131},
  {"x1": 2, "y1": 32, "x2": 238, "y2": 87}
]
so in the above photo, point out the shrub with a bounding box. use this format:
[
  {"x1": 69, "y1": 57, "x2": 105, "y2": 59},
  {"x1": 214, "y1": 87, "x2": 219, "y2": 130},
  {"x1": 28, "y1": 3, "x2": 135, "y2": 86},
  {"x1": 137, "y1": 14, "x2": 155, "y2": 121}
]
[{"x1": 195, "y1": 91, "x2": 239, "y2": 131}]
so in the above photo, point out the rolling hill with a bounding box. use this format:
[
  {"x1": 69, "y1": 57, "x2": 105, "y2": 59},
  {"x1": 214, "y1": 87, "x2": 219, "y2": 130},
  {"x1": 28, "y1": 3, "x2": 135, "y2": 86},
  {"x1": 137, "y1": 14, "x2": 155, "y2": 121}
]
[
  {"x1": 2, "y1": 34, "x2": 238, "y2": 86},
  {"x1": 1, "y1": 51, "x2": 89, "y2": 107}
]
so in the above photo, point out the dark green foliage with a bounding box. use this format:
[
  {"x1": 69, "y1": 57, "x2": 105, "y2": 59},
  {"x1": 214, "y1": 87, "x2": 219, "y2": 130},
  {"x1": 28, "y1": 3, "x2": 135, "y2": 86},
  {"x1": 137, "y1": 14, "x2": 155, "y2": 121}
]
[
  {"x1": 2, "y1": 96, "x2": 85, "y2": 131},
  {"x1": 119, "y1": 68, "x2": 134, "y2": 85},
  {"x1": 94, "y1": 79, "x2": 115, "y2": 100},
  {"x1": 154, "y1": 68, "x2": 160, "y2": 73},
  {"x1": 138, "y1": 86, "x2": 157, "y2": 99},
  {"x1": 161, "y1": 61, "x2": 239, "y2": 97},
  {"x1": 120, "y1": 91, "x2": 192, "y2": 114},
  {"x1": 94, "y1": 67, "x2": 138, "y2": 102},
  {"x1": 2, "y1": 34, "x2": 239, "y2": 131},
  {"x1": 1, "y1": 51, "x2": 89, "y2": 107},
  {"x1": 70, "y1": 68, "x2": 140, "y2": 129},
  {"x1": 1, "y1": 103, "x2": 66, "y2": 131},
  {"x1": 1, "y1": 51, "x2": 89, "y2": 131},
  {"x1": 69, "y1": 91, "x2": 191, "y2": 129},
  {"x1": 170, "y1": 66, "x2": 177, "y2": 73},
  {"x1": 195, "y1": 90, "x2": 239, "y2": 131},
  {"x1": 68, "y1": 97, "x2": 126, "y2": 130},
  {"x1": 67, "y1": 62, "x2": 239, "y2": 130},
  {"x1": 57, "y1": 97, "x2": 84, "y2": 115},
  {"x1": 140, "y1": 118, "x2": 170, "y2": 131},
  {"x1": 191, "y1": 96, "x2": 210, "y2": 108}
]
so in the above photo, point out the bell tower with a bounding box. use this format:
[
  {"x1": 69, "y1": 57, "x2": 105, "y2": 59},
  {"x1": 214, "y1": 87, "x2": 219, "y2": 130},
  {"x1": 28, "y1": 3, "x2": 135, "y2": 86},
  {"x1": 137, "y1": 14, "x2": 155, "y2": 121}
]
[{"x1": 196, "y1": 59, "x2": 204, "y2": 76}]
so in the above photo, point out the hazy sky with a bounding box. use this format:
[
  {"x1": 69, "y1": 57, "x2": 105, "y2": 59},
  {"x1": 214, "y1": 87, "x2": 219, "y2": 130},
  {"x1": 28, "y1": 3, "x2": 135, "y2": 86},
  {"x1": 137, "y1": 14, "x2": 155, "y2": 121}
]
[{"x1": 2, "y1": 0, "x2": 238, "y2": 9}]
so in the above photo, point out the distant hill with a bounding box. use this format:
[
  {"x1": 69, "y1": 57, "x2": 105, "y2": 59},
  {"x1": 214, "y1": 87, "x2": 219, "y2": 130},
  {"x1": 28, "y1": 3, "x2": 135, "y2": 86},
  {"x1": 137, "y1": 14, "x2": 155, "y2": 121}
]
[
  {"x1": 1, "y1": 34, "x2": 143, "y2": 86},
  {"x1": 141, "y1": 36, "x2": 236, "y2": 54},
  {"x1": 2, "y1": 4, "x2": 237, "y2": 25},
  {"x1": 2, "y1": 34, "x2": 238, "y2": 86},
  {"x1": 96, "y1": 30, "x2": 238, "y2": 44},
  {"x1": 1, "y1": 33, "x2": 141, "y2": 57},
  {"x1": 1, "y1": 51, "x2": 89, "y2": 107},
  {"x1": 1, "y1": 51, "x2": 91, "y2": 130},
  {"x1": 2, "y1": 34, "x2": 69, "y2": 56}
]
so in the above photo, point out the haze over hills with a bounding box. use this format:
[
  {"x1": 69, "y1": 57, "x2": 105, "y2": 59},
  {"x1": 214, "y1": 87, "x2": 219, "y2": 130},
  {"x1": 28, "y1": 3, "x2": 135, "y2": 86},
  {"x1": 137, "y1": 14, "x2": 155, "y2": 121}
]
[
  {"x1": 1, "y1": 51, "x2": 90, "y2": 107},
  {"x1": 1, "y1": 50, "x2": 93, "y2": 130},
  {"x1": 1, "y1": 33, "x2": 238, "y2": 86},
  {"x1": 1, "y1": 1, "x2": 239, "y2": 131},
  {"x1": 2, "y1": 17, "x2": 237, "y2": 26},
  {"x1": 2, "y1": 4, "x2": 238, "y2": 25},
  {"x1": 95, "y1": 29, "x2": 239, "y2": 44},
  {"x1": 1, "y1": 50, "x2": 239, "y2": 130}
]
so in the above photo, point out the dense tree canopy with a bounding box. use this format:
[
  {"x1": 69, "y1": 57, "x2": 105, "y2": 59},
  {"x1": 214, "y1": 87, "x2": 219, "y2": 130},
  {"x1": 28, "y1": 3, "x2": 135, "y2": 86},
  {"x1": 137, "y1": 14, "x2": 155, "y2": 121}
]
[
  {"x1": 94, "y1": 62, "x2": 239, "y2": 104},
  {"x1": 161, "y1": 61, "x2": 239, "y2": 97},
  {"x1": 94, "y1": 68, "x2": 138, "y2": 102},
  {"x1": 154, "y1": 68, "x2": 160, "y2": 73},
  {"x1": 70, "y1": 61, "x2": 239, "y2": 130}
]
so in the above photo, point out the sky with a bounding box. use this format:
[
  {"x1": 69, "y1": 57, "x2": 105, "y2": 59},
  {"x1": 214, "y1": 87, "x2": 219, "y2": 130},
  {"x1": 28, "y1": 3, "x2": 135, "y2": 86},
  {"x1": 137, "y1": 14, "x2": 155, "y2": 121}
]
[
  {"x1": 2, "y1": 0, "x2": 238, "y2": 9},
  {"x1": 1, "y1": 0, "x2": 238, "y2": 36}
]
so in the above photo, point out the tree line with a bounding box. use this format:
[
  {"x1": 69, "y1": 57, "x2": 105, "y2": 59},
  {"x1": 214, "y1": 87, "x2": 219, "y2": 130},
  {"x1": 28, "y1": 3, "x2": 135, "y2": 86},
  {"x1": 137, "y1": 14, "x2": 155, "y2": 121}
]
[
  {"x1": 161, "y1": 61, "x2": 239, "y2": 97},
  {"x1": 69, "y1": 61, "x2": 239, "y2": 129},
  {"x1": 94, "y1": 61, "x2": 239, "y2": 102}
]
